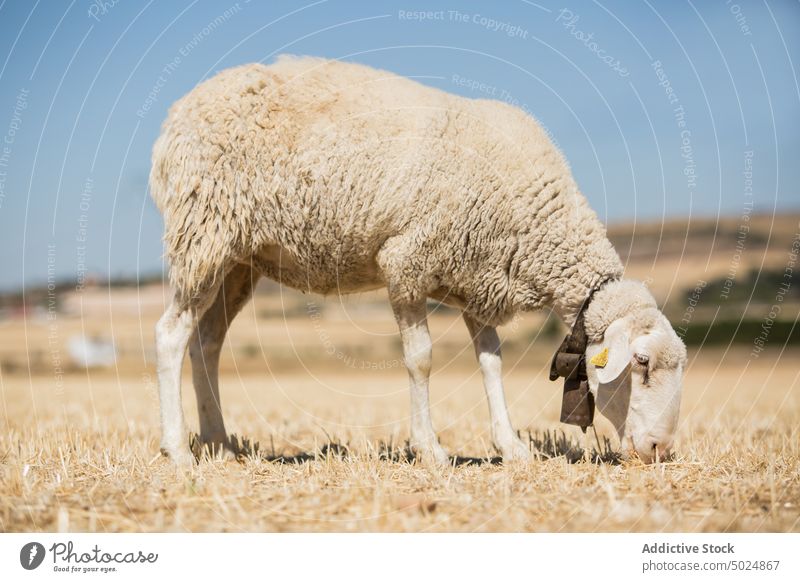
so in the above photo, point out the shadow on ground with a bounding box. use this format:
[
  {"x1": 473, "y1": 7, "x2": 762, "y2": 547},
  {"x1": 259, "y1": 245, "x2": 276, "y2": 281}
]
[{"x1": 191, "y1": 429, "x2": 622, "y2": 466}]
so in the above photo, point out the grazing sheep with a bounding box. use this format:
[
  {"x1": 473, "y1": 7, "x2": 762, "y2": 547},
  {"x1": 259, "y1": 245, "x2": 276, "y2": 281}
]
[{"x1": 151, "y1": 55, "x2": 686, "y2": 468}]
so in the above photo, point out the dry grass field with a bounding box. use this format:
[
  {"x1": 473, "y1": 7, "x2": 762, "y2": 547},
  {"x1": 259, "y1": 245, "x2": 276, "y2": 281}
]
[
  {"x1": 1, "y1": 214, "x2": 799, "y2": 532},
  {"x1": 0, "y1": 347, "x2": 798, "y2": 532}
]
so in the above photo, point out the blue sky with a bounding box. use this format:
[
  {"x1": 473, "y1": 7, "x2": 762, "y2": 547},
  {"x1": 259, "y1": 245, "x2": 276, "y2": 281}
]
[{"x1": 0, "y1": 0, "x2": 798, "y2": 291}]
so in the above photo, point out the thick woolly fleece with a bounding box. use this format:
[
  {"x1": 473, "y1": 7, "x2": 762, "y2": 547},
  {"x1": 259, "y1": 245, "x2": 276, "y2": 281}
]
[
  {"x1": 585, "y1": 280, "x2": 658, "y2": 341},
  {"x1": 150, "y1": 56, "x2": 623, "y2": 325}
]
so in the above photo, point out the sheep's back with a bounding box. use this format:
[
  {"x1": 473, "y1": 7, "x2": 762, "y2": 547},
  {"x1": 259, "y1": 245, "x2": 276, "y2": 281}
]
[{"x1": 149, "y1": 56, "x2": 621, "y2": 319}]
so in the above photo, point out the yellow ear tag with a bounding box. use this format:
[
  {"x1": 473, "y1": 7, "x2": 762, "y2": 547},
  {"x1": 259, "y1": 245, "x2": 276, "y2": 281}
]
[{"x1": 590, "y1": 348, "x2": 609, "y2": 368}]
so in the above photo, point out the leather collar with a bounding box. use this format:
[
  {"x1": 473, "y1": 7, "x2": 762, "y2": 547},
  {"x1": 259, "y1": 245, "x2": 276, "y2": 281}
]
[{"x1": 548, "y1": 278, "x2": 616, "y2": 431}]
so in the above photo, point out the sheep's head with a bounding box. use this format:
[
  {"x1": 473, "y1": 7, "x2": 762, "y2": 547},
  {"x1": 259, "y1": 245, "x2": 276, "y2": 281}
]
[{"x1": 584, "y1": 281, "x2": 687, "y2": 463}]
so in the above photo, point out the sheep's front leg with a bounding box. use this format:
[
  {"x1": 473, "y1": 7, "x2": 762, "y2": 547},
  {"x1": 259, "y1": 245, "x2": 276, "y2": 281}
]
[
  {"x1": 463, "y1": 314, "x2": 531, "y2": 462},
  {"x1": 391, "y1": 300, "x2": 450, "y2": 466}
]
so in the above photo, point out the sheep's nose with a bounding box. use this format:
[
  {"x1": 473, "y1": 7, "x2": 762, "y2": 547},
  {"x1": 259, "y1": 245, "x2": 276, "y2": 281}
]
[{"x1": 638, "y1": 437, "x2": 672, "y2": 463}]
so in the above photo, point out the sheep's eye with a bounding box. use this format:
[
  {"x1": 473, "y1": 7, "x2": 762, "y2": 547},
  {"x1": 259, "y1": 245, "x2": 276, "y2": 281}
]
[{"x1": 634, "y1": 353, "x2": 649, "y2": 366}]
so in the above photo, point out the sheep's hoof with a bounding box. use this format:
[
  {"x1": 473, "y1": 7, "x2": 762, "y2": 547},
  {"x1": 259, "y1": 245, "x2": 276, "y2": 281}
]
[
  {"x1": 192, "y1": 434, "x2": 237, "y2": 462},
  {"x1": 497, "y1": 437, "x2": 533, "y2": 464},
  {"x1": 160, "y1": 446, "x2": 195, "y2": 471},
  {"x1": 412, "y1": 442, "x2": 451, "y2": 467},
  {"x1": 203, "y1": 443, "x2": 237, "y2": 462}
]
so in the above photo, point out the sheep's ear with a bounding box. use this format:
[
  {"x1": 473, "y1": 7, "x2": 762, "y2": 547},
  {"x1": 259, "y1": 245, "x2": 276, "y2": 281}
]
[{"x1": 593, "y1": 319, "x2": 632, "y2": 384}]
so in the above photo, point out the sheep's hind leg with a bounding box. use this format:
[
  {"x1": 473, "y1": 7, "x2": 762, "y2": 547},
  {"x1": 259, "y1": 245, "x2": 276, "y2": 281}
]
[
  {"x1": 189, "y1": 264, "x2": 257, "y2": 459},
  {"x1": 155, "y1": 283, "x2": 220, "y2": 469},
  {"x1": 389, "y1": 299, "x2": 450, "y2": 466},
  {"x1": 463, "y1": 314, "x2": 531, "y2": 462}
]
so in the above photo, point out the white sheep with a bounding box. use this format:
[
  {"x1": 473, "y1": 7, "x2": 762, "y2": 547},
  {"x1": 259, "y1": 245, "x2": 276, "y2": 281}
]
[{"x1": 150, "y1": 56, "x2": 687, "y2": 468}]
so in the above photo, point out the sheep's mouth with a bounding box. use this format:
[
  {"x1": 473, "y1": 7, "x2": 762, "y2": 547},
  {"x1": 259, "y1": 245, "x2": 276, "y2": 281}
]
[{"x1": 621, "y1": 437, "x2": 675, "y2": 464}]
